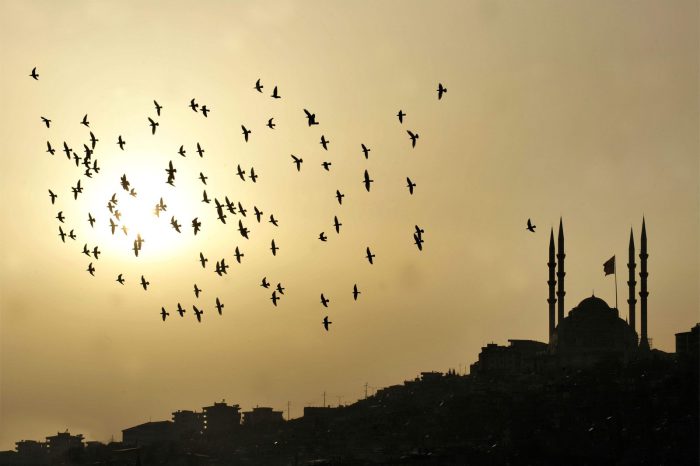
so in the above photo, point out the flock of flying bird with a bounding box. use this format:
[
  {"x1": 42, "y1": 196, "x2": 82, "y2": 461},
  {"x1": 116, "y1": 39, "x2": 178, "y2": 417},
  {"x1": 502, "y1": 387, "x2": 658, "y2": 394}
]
[{"x1": 33, "y1": 66, "x2": 448, "y2": 331}]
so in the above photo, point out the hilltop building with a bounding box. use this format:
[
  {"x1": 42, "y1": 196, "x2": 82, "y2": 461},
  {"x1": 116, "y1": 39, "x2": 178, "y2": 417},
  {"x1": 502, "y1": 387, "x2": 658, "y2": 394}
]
[{"x1": 472, "y1": 218, "x2": 654, "y2": 375}]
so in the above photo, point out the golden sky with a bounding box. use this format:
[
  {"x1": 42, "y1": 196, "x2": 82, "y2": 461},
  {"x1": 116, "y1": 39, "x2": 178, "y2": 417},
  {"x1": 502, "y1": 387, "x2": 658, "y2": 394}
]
[{"x1": 0, "y1": 0, "x2": 697, "y2": 449}]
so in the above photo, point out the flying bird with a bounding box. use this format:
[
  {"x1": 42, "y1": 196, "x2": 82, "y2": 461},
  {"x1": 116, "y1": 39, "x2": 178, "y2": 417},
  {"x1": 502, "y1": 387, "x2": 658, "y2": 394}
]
[
  {"x1": 319, "y1": 232, "x2": 327, "y2": 242},
  {"x1": 193, "y1": 305, "x2": 203, "y2": 322},
  {"x1": 160, "y1": 307, "x2": 169, "y2": 321},
  {"x1": 271, "y1": 86, "x2": 281, "y2": 99},
  {"x1": 236, "y1": 165, "x2": 246, "y2": 181},
  {"x1": 80, "y1": 114, "x2": 90, "y2": 127},
  {"x1": 41, "y1": 116, "x2": 51, "y2": 128},
  {"x1": 238, "y1": 220, "x2": 249, "y2": 239},
  {"x1": 397, "y1": 109, "x2": 406, "y2": 123},
  {"x1": 215, "y1": 298, "x2": 224, "y2": 315},
  {"x1": 363, "y1": 170, "x2": 374, "y2": 192},
  {"x1": 56, "y1": 211, "x2": 65, "y2": 223},
  {"x1": 154, "y1": 100, "x2": 162, "y2": 116},
  {"x1": 201, "y1": 105, "x2": 210, "y2": 117},
  {"x1": 270, "y1": 239, "x2": 279, "y2": 256},
  {"x1": 30, "y1": 67, "x2": 39, "y2": 80},
  {"x1": 89, "y1": 131, "x2": 99, "y2": 149},
  {"x1": 250, "y1": 167, "x2": 258, "y2": 183},
  {"x1": 291, "y1": 155, "x2": 303, "y2": 171},
  {"x1": 58, "y1": 226, "x2": 66, "y2": 243},
  {"x1": 407, "y1": 130, "x2": 419, "y2": 148},
  {"x1": 241, "y1": 125, "x2": 251, "y2": 142},
  {"x1": 199, "y1": 172, "x2": 208, "y2": 185},
  {"x1": 148, "y1": 117, "x2": 159, "y2": 135},
  {"x1": 269, "y1": 214, "x2": 279, "y2": 227},
  {"x1": 271, "y1": 291, "x2": 280, "y2": 306},
  {"x1": 335, "y1": 190, "x2": 344, "y2": 205},
  {"x1": 199, "y1": 252, "x2": 208, "y2": 268},
  {"x1": 109, "y1": 218, "x2": 117, "y2": 235},
  {"x1": 254, "y1": 79, "x2": 264, "y2": 92},
  {"x1": 120, "y1": 174, "x2": 130, "y2": 191},
  {"x1": 194, "y1": 284, "x2": 202, "y2": 298},
  {"x1": 320, "y1": 135, "x2": 330, "y2": 150},
  {"x1": 526, "y1": 218, "x2": 536, "y2": 233},
  {"x1": 261, "y1": 277, "x2": 270, "y2": 289},
  {"x1": 46, "y1": 141, "x2": 55, "y2": 155},
  {"x1": 437, "y1": 82, "x2": 447, "y2": 100},
  {"x1": 202, "y1": 190, "x2": 210, "y2": 204},
  {"x1": 333, "y1": 216, "x2": 342, "y2": 234},
  {"x1": 413, "y1": 232, "x2": 424, "y2": 251},
  {"x1": 353, "y1": 284, "x2": 361, "y2": 301},
  {"x1": 92, "y1": 246, "x2": 101, "y2": 259},
  {"x1": 254, "y1": 206, "x2": 263, "y2": 222},
  {"x1": 117, "y1": 135, "x2": 126, "y2": 150},
  {"x1": 406, "y1": 177, "x2": 416, "y2": 195},
  {"x1": 87, "y1": 262, "x2": 95, "y2": 276},
  {"x1": 322, "y1": 161, "x2": 332, "y2": 171},
  {"x1": 192, "y1": 217, "x2": 202, "y2": 235},
  {"x1": 361, "y1": 144, "x2": 370, "y2": 159},
  {"x1": 116, "y1": 274, "x2": 125, "y2": 285},
  {"x1": 196, "y1": 142, "x2": 204, "y2": 158},
  {"x1": 276, "y1": 283, "x2": 285, "y2": 294},
  {"x1": 304, "y1": 109, "x2": 319, "y2": 126},
  {"x1": 178, "y1": 145, "x2": 186, "y2": 157},
  {"x1": 189, "y1": 98, "x2": 199, "y2": 112},
  {"x1": 321, "y1": 293, "x2": 330, "y2": 308},
  {"x1": 171, "y1": 216, "x2": 181, "y2": 233},
  {"x1": 322, "y1": 316, "x2": 332, "y2": 331},
  {"x1": 82, "y1": 244, "x2": 91, "y2": 257},
  {"x1": 71, "y1": 180, "x2": 83, "y2": 200},
  {"x1": 366, "y1": 247, "x2": 375, "y2": 264},
  {"x1": 234, "y1": 246, "x2": 244, "y2": 263},
  {"x1": 176, "y1": 303, "x2": 185, "y2": 317},
  {"x1": 237, "y1": 202, "x2": 247, "y2": 217},
  {"x1": 267, "y1": 118, "x2": 275, "y2": 129},
  {"x1": 68, "y1": 229, "x2": 76, "y2": 240},
  {"x1": 48, "y1": 190, "x2": 57, "y2": 204}
]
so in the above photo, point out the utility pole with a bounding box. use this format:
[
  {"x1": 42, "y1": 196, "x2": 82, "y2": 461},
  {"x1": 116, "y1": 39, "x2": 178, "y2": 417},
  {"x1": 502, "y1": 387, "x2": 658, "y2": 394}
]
[
  {"x1": 323, "y1": 391, "x2": 326, "y2": 408},
  {"x1": 287, "y1": 401, "x2": 291, "y2": 421}
]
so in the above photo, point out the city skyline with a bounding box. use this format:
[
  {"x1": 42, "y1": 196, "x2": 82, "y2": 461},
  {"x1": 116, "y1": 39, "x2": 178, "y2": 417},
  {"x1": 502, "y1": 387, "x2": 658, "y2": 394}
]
[{"x1": 1, "y1": 0, "x2": 698, "y2": 451}]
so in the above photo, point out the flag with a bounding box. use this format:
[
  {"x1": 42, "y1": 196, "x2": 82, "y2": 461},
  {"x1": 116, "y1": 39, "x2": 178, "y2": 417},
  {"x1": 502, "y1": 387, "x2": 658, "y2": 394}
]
[{"x1": 603, "y1": 255, "x2": 615, "y2": 276}]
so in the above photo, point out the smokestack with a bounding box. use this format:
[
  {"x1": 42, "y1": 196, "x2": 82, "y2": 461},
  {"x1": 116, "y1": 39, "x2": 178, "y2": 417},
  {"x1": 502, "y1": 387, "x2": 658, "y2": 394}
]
[
  {"x1": 548, "y1": 228, "x2": 557, "y2": 340},
  {"x1": 557, "y1": 218, "x2": 566, "y2": 323},
  {"x1": 639, "y1": 218, "x2": 650, "y2": 351}
]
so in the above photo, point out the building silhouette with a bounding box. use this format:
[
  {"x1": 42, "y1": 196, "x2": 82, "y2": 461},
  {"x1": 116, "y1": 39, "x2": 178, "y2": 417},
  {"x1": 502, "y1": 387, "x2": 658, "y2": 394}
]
[
  {"x1": 473, "y1": 218, "x2": 656, "y2": 374},
  {"x1": 122, "y1": 421, "x2": 173, "y2": 446},
  {"x1": 202, "y1": 400, "x2": 241, "y2": 437},
  {"x1": 242, "y1": 407, "x2": 284, "y2": 427}
]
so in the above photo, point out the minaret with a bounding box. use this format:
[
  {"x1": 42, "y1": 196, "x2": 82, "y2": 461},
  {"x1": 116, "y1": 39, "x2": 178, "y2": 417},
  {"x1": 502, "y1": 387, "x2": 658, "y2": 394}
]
[
  {"x1": 548, "y1": 228, "x2": 557, "y2": 340},
  {"x1": 627, "y1": 228, "x2": 637, "y2": 338},
  {"x1": 556, "y1": 218, "x2": 566, "y2": 323},
  {"x1": 639, "y1": 218, "x2": 650, "y2": 351}
]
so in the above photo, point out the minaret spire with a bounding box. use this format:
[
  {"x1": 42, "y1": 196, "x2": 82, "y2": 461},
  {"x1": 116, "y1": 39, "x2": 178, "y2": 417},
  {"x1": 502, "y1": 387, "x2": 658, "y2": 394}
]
[
  {"x1": 627, "y1": 228, "x2": 637, "y2": 340},
  {"x1": 556, "y1": 218, "x2": 566, "y2": 323},
  {"x1": 639, "y1": 217, "x2": 650, "y2": 351},
  {"x1": 547, "y1": 228, "x2": 557, "y2": 340}
]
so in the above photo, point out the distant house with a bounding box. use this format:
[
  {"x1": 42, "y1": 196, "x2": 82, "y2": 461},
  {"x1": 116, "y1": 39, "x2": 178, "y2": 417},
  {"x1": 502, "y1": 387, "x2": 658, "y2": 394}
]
[
  {"x1": 172, "y1": 410, "x2": 204, "y2": 438},
  {"x1": 242, "y1": 407, "x2": 285, "y2": 427},
  {"x1": 45, "y1": 431, "x2": 84, "y2": 457},
  {"x1": 202, "y1": 401, "x2": 241, "y2": 437},
  {"x1": 122, "y1": 421, "x2": 174, "y2": 446},
  {"x1": 675, "y1": 323, "x2": 699, "y2": 362}
]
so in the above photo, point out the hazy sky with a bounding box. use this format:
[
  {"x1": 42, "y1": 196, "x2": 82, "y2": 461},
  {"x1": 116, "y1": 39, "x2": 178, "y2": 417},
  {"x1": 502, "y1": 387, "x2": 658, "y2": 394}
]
[{"x1": 1, "y1": 0, "x2": 697, "y2": 450}]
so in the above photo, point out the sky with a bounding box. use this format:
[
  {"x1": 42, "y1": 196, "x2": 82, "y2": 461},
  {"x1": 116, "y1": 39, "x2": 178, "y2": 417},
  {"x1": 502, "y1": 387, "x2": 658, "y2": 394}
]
[{"x1": 0, "y1": 0, "x2": 698, "y2": 450}]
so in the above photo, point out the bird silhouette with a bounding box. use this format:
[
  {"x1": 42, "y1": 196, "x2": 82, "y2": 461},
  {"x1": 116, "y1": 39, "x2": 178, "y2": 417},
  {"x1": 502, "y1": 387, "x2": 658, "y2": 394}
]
[
  {"x1": 406, "y1": 177, "x2": 416, "y2": 195},
  {"x1": 56, "y1": 211, "x2": 65, "y2": 223},
  {"x1": 199, "y1": 252, "x2": 208, "y2": 268},
  {"x1": 171, "y1": 216, "x2": 181, "y2": 233},
  {"x1": 236, "y1": 165, "x2": 246, "y2": 181},
  {"x1": 189, "y1": 98, "x2": 199, "y2": 112},
  {"x1": 41, "y1": 116, "x2": 51, "y2": 128},
  {"x1": 323, "y1": 316, "x2": 332, "y2": 331},
  {"x1": 291, "y1": 155, "x2": 303, "y2": 171},
  {"x1": 89, "y1": 131, "x2": 99, "y2": 149},
  {"x1": 363, "y1": 170, "x2": 374, "y2": 192},
  {"x1": 154, "y1": 100, "x2": 162, "y2": 116},
  {"x1": 30, "y1": 67, "x2": 39, "y2": 80},
  {"x1": 178, "y1": 145, "x2": 186, "y2": 157},
  {"x1": 82, "y1": 244, "x2": 91, "y2": 257},
  {"x1": 140, "y1": 275, "x2": 149, "y2": 290},
  {"x1": 196, "y1": 142, "x2": 205, "y2": 157},
  {"x1": 304, "y1": 109, "x2": 319, "y2": 126},
  {"x1": 353, "y1": 284, "x2": 361, "y2": 301},
  {"x1": 58, "y1": 226, "x2": 66, "y2": 243},
  {"x1": 261, "y1": 277, "x2": 270, "y2": 288},
  {"x1": 271, "y1": 291, "x2": 280, "y2": 306},
  {"x1": 319, "y1": 232, "x2": 327, "y2": 242},
  {"x1": 407, "y1": 130, "x2": 419, "y2": 148},
  {"x1": 92, "y1": 246, "x2": 101, "y2": 260},
  {"x1": 335, "y1": 190, "x2": 344, "y2": 205},
  {"x1": 194, "y1": 284, "x2": 202, "y2": 298},
  {"x1": 215, "y1": 298, "x2": 224, "y2": 315},
  {"x1": 322, "y1": 161, "x2": 332, "y2": 171},
  {"x1": 321, "y1": 294, "x2": 330, "y2": 307},
  {"x1": 148, "y1": 117, "x2": 159, "y2": 135},
  {"x1": 276, "y1": 283, "x2": 285, "y2": 294},
  {"x1": 269, "y1": 214, "x2": 279, "y2": 227},
  {"x1": 176, "y1": 303, "x2": 185, "y2": 317},
  {"x1": 250, "y1": 167, "x2": 258, "y2": 183},
  {"x1": 254, "y1": 79, "x2": 264, "y2": 92},
  {"x1": 234, "y1": 246, "x2": 244, "y2": 263},
  {"x1": 437, "y1": 82, "x2": 447, "y2": 100},
  {"x1": 271, "y1": 86, "x2": 281, "y2": 99},
  {"x1": 397, "y1": 110, "x2": 406, "y2": 123},
  {"x1": 68, "y1": 230, "x2": 77, "y2": 240},
  {"x1": 117, "y1": 135, "x2": 126, "y2": 150},
  {"x1": 192, "y1": 218, "x2": 202, "y2": 235},
  {"x1": 202, "y1": 190, "x2": 210, "y2": 204},
  {"x1": 193, "y1": 305, "x2": 203, "y2": 322},
  {"x1": 361, "y1": 144, "x2": 370, "y2": 159},
  {"x1": 526, "y1": 218, "x2": 536, "y2": 232},
  {"x1": 238, "y1": 220, "x2": 250, "y2": 239},
  {"x1": 116, "y1": 274, "x2": 125, "y2": 285},
  {"x1": 199, "y1": 172, "x2": 208, "y2": 185},
  {"x1": 80, "y1": 114, "x2": 90, "y2": 127},
  {"x1": 161, "y1": 307, "x2": 169, "y2": 321},
  {"x1": 333, "y1": 216, "x2": 342, "y2": 234},
  {"x1": 46, "y1": 141, "x2": 55, "y2": 155},
  {"x1": 413, "y1": 232, "x2": 424, "y2": 251},
  {"x1": 201, "y1": 105, "x2": 210, "y2": 117},
  {"x1": 49, "y1": 190, "x2": 57, "y2": 204},
  {"x1": 270, "y1": 239, "x2": 279, "y2": 256},
  {"x1": 241, "y1": 125, "x2": 251, "y2": 142},
  {"x1": 267, "y1": 118, "x2": 275, "y2": 129},
  {"x1": 254, "y1": 206, "x2": 263, "y2": 223},
  {"x1": 87, "y1": 262, "x2": 95, "y2": 276},
  {"x1": 366, "y1": 247, "x2": 375, "y2": 264},
  {"x1": 320, "y1": 135, "x2": 330, "y2": 150}
]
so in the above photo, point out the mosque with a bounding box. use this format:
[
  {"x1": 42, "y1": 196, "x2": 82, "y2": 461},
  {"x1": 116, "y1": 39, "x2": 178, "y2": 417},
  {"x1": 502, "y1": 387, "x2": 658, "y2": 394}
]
[{"x1": 471, "y1": 218, "x2": 652, "y2": 375}]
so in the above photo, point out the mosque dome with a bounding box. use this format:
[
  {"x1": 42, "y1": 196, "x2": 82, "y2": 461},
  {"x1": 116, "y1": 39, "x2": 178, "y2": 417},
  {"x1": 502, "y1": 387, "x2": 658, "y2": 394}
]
[{"x1": 550, "y1": 295, "x2": 639, "y2": 366}]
